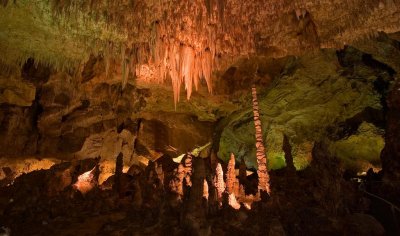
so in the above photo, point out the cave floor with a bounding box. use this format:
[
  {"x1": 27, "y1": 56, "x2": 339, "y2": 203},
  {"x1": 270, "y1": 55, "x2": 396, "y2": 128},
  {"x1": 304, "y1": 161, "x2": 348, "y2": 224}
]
[{"x1": 0, "y1": 162, "x2": 395, "y2": 236}]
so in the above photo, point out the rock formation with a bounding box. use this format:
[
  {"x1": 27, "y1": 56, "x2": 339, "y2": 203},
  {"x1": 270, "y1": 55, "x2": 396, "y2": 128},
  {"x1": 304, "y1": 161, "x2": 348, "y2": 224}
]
[
  {"x1": 252, "y1": 85, "x2": 271, "y2": 194},
  {"x1": 283, "y1": 134, "x2": 296, "y2": 175},
  {"x1": 1, "y1": 1, "x2": 400, "y2": 105},
  {"x1": 73, "y1": 166, "x2": 98, "y2": 194},
  {"x1": 183, "y1": 157, "x2": 208, "y2": 234},
  {"x1": 239, "y1": 157, "x2": 247, "y2": 182},
  {"x1": 214, "y1": 163, "x2": 225, "y2": 202},
  {"x1": 0, "y1": 14, "x2": 399, "y2": 233},
  {"x1": 226, "y1": 153, "x2": 236, "y2": 194},
  {"x1": 183, "y1": 154, "x2": 193, "y2": 187},
  {"x1": 381, "y1": 79, "x2": 400, "y2": 181},
  {"x1": 113, "y1": 153, "x2": 123, "y2": 195}
]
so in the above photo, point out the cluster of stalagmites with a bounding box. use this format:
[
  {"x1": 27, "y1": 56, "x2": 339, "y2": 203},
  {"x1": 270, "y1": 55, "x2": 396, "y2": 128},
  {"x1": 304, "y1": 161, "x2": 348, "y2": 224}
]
[
  {"x1": 0, "y1": 151, "x2": 266, "y2": 217},
  {"x1": 0, "y1": 137, "x2": 392, "y2": 235},
  {"x1": 167, "y1": 151, "x2": 261, "y2": 212}
]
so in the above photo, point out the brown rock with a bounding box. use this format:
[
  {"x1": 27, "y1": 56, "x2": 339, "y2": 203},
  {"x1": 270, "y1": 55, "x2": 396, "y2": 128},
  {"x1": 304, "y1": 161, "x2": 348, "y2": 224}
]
[
  {"x1": 343, "y1": 214, "x2": 385, "y2": 236},
  {"x1": 381, "y1": 79, "x2": 400, "y2": 181}
]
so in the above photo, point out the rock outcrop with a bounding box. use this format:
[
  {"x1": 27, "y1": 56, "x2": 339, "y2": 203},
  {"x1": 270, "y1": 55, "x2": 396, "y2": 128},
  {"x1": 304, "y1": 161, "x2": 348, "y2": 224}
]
[
  {"x1": 218, "y1": 47, "x2": 394, "y2": 173},
  {"x1": 381, "y1": 78, "x2": 400, "y2": 181}
]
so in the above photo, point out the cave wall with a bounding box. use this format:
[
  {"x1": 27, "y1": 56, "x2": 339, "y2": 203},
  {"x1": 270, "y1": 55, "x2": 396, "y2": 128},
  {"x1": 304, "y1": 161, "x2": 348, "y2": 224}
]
[
  {"x1": 381, "y1": 77, "x2": 400, "y2": 180},
  {"x1": 217, "y1": 41, "x2": 398, "y2": 172},
  {"x1": 0, "y1": 57, "x2": 144, "y2": 157},
  {"x1": 0, "y1": 57, "x2": 215, "y2": 165},
  {"x1": 1, "y1": 34, "x2": 399, "y2": 180}
]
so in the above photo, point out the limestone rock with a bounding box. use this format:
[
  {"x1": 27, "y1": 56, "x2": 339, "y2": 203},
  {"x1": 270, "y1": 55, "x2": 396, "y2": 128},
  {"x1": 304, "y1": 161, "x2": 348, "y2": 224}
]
[
  {"x1": 0, "y1": 76, "x2": 36, "y2": 107},
  {"x1": 226, "y1": 153, "x2": 236, "y2": 194},
  {"x1": 218, "y1": 49, "x2": 386, "y2": 171}
]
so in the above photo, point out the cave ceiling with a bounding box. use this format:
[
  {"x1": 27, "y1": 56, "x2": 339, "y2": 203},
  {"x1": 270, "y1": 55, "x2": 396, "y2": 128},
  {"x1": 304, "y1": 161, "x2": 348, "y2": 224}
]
[{"x1": 1, "y1": 0, "x2": 400, "y2": 102}]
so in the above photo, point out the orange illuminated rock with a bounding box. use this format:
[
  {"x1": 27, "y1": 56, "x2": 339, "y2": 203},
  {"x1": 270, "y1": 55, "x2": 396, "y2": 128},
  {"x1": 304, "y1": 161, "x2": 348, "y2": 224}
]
[
  {"x1": 252, "y1": 86, "x2": 271, "y2": 194},
  {"x1": 226, "y1": 153, "x2": 236, "y2": 194},
  {"x1": 169, "y1": 163, "x2": 185, "y2": 197},
  {"x1": 73, "y1": 167, "x2": 98, "y2": 194},
  {"x1": 214, "y1": 163, "x2": 225, "y2": 201},
  {"x1": 228, "y1": 193, "x2": 241, "y2": 210},
  {"x1": 203, "y1": 179, "x2": 209, "y2": 200}
]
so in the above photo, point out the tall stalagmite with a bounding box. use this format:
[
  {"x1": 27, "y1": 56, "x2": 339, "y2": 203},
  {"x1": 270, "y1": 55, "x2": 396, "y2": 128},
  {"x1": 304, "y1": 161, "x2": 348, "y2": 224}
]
[
  {"x1": 283, "y1": 134, "x2": 296, "y2": 175},
  {"x1": 114, "y1": 152, "x2": 123, "y2": 195},
  {"x1": 214, "y1": 163, "x2": 225, "y2": 201},
  {"x1": 251, "y1": 86, "x2": 271, "y2": 194},
  {"x1": 226, "y1": 153, "x2": 236, "y2": 194}
]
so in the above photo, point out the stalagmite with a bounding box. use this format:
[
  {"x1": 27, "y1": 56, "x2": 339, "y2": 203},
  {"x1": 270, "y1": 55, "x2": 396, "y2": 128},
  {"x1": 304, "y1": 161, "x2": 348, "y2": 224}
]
[
  {"x1": 113, "y1": 152, "x2": 123, "y2": 195},
  {"x1": 188, "y1": 157, "x2": 206, "y2": 204},
  {"x1": 183, "y1": 153, "x2": 193, "y2": 187},
  {"x1": 169, "y1": 163, "x2": 185, "y2": 196},
  {"x1": 73, "y1": 166, "x2": 98, "y2": 194},
  {"x1": 239, "y1": 157, "x2": 247, "y2": 182},
  {"x1": 228, "y1": 193, "x2": 241, "y2": 210},
  {"x1": 226, "y1": 153, "x2": 236, "y2": 194},
  {"x1": 154, "y1": 162, "x2": 164, "y2": 187},
  {"x1": 214, "y1": 163, "x2": 225, "y2": 201},
  {"x1": 251, "y1": 85, "x2": 271, "y2": 194},
  {"x1": 183, "y1": 157, "x2": 208, "y2": 231},
  {"x1": 283, "y1": 134, "x2": 296, "y2": 175},
  {"x1": 203, "y1": 179, "x2": 209, "y2": 200}
]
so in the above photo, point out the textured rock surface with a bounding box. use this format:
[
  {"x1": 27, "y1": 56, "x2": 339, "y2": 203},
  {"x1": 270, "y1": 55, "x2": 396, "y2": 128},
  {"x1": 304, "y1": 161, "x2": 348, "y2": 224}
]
[
  {"x1": 1, "y1": 1, "x2": 400, "y2": 103},
  {"x1": 217, "y1": 47, "x2": 395, "y2": 171},
  {"x1": 1, "y1": 1, "x2": 400, "y2": 234},
  {"x1": 330, "y1": 122, "x2": 384, "y2": 172},
  {"x1": 0, "y1": 75, "x2": 35, "y2": 107},
  {"x1": 381, "y1": 78, "x2": 400, "y2": 181}
]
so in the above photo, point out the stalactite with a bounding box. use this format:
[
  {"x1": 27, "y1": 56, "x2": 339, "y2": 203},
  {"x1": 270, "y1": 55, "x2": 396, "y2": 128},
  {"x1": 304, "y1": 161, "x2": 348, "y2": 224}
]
[
  {"x1": 181, "y1": 46, "x2": 195, "y2": 100},
  {"x1": 121, "y1": 44, "x2": 127, "y2": 89},
  {"x1": 251, "y1": 85, "x2": 271, "y2": 194},
  {"x1": 3, "y1": 0, "x2": 399, "y2": 105},
  {"x1": 201, "y1": 49, "x2": 213, "y2": 94}
]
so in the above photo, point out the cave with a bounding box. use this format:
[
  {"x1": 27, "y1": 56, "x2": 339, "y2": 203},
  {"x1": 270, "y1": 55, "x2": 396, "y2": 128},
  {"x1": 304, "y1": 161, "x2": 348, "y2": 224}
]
[{"x1": 1, "y1": 1, "x2": 400, "y2": 235}]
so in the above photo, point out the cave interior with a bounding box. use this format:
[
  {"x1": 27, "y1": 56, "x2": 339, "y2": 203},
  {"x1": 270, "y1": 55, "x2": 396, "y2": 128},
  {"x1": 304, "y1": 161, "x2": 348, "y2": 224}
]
[{"x1": 1, "y1": 1, "x2": 400, "y2": 235}]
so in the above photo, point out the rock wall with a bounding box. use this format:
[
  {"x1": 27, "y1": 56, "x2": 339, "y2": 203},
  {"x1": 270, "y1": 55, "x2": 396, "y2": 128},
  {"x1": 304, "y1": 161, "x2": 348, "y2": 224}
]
[
  {"x1": 381, "y1": 78, "x2": 400, "y2": 180},
  {"x1": 217, "y1": 43, "x2": 397, "y2": 172},
  {"x1": 1, "y1": 35, "x2": 399, "y2": 179},
  {"x1": 0, "y1": 56, "x2": 217, "y2": 181}
]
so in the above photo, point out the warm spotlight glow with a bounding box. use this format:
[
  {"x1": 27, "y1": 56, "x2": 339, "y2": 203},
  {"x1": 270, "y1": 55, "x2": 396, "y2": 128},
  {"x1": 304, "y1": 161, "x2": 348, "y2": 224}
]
[
  {"x1": 228, "y1": 193, "x2": 241, "y2": 210},
  {"x1": 243, "y1": 202, "x2": 252, "y2": 210},
  {"x1": 203, "y1": 179, "x2": 209, "y2": 200},
  {"x1": 214, "y1": 163, "x2": 225, "y2": 201},
  {"x1": 73, "y1": 167, "x2": 97, "y2": 194}
]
